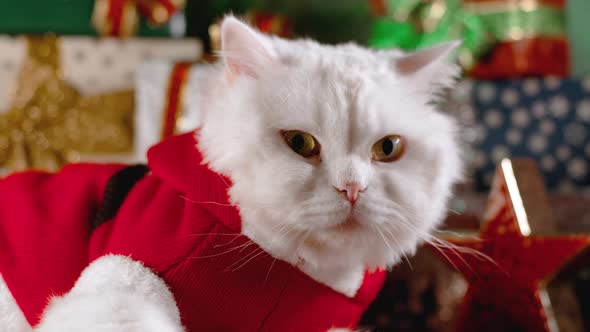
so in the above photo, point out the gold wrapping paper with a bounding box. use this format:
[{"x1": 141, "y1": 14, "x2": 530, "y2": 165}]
[{"x1": 0, "y1": 35, "x2": 134, "y2": 172}]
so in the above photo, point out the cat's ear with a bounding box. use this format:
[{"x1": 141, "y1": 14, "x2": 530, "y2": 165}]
[
  {"x1": 394, "y1": 41, "x2": 461, "y2": 97},
  {"x1": 220, "y1": 16, "x2": 279, "y2": 80}
]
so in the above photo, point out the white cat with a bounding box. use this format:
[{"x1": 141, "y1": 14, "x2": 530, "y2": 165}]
[
  {"x1": 0, "y1": 16, "x2": 462, "y2": 331},
  {"x1": 198, "y1": 16, "x2": 463, "y2": 296}
]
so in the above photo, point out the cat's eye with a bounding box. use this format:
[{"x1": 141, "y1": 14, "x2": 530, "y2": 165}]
[
  {"x1": 283, "y1": 130, "x2": 320, "y2": 158},
  {"x1": 371, "y1": 135, "x2": 405, "y2": 162}
]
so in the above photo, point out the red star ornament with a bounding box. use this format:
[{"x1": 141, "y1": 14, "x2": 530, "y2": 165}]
[{"x1": 432, "y1": 159, "x2": 590, "y2": 332}]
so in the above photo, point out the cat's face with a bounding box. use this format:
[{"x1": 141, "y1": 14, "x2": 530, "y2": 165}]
[{"x1": 198, "y1": 17, "x2": 463, "y2": 271}]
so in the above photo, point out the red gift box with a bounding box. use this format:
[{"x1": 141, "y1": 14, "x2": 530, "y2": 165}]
[{"x1": 464, "y1": 0, "x2": 569, "y2": 78}]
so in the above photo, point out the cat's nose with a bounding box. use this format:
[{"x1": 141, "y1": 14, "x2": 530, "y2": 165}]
[{"x1": 337, "y1": 182, "x2": 366, "y2": 204}]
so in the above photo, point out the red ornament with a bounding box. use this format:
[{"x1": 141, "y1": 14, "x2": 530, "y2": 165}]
[
  {"x1": 431, "y1": 159, "x2": 590, "y2": 332},
  {"x1": 92, "y1": 0, "x2": 185, "y2": 37},
  {"x1": 246, "y1": 12, "x2": 292, "y2": 38}
]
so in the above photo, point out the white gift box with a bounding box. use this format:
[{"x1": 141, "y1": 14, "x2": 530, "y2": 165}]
[{"x1": 135, "y1": 60, "x2": 214, "y2": 160}]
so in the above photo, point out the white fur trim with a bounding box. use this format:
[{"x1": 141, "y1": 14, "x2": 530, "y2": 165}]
[
  {"x1": 0, "y1": 274, "x2": 32, "y2": 332},
  {"x1": 35, "y1": 255, "x2": 184, "y2": 332}
]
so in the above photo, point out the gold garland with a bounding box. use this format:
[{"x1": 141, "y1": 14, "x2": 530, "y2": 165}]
[{"x1": 0, "y1": 35, "x2": 134, "y2": 172}]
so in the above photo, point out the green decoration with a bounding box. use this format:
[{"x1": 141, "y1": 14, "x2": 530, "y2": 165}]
[
  {"x1": 369, "y1": 18, "x2": 419, "y2": 49},
  {"x1": 370, "y1": 0, "x2": 566, "y2": 70},
  {"x1": 567, "y1": 0, "x2": 590, "y2": 76}
]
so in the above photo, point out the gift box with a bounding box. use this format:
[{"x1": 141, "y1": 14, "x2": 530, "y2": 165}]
[
  {"x1": 0, "y1": 0, "x2": 185, "y2": 37},
  {"x1": 369, "y1": 0, "x2": 570, "y2": 78},
  {"x1": 463, "y1": 77, "x2": 590, "y2": 191},
  {"x1": 0, "y1": 35, "x2": 202, "y2": 174},
  {"x1": 466, "y1": 0, "x2": 569, "y2": 79},
  {"x1": 135, "y1": 61, "x2": 211, "y2": 160}
]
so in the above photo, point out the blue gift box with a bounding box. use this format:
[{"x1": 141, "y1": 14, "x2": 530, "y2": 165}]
[{"x1": 467, "y1": 78, "x2": 590, "y2": 191}]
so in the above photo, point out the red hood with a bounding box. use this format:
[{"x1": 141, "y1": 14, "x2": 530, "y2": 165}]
[
  {"x1": 0, "y1": 131, "x2": 385, "y2": 331},
  {"x1": 147, "y1": 132, "x2": 242, "y2": 232},
  {"x1": 145, "y1": 132, "x2": 386, "y2": 330}
]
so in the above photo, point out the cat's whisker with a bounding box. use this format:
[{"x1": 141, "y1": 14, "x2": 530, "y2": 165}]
[
  {"x1": 264, "y1": 257, "x2": 278, "y2": 284},
  {"x1": 185, "y1": 232, "x2": 244, "y2": 237},
  {"x1": 268, "y1": 208, "x2": 304, "y2": 238},
  {"x1": 214, "y1": 234, "x2": 244, "y2": 248},
  {"x1": 225, "y1": 246, "x2": 263, "y2": 270},
  {"x1": 226, "y1": 210, "x2": 297, "y2": 272},
  {"x1": 380, "y1": 225, "x2": 413, "y2": 271},
  {"x1": 262, "y1": 227, "x2": 309, "y2": 283},
  {"x1": 422, "y1": 236, "x2": 474, "y2": 274},
  {"x1": 293, "y1": 229, "x2": 312, "y2": 259},
  {"x1": 180, "y1": 195, "x2": 234, "y2": 207},
  {"x1": 180, "y1": 194, "x2": 278, "y2": 209},
  {"x1": 424, "y1": 234, "x2": 488, "y2": 261},
  {"x1": 420, "y1": 234, "x2": 501, "y2": 278},
  {"x1": 372, "y1": 224, "x2": 394, "y2": 255},
  {"x1": 421, "y1": 237, "x2": 461, "y2": 271},
  {"x1": 447, "y1": 208, "x2": 461, "y2": 215},
  {"x1": 431, "y1": 228, "x2": 480, "y2": 240},
  {"x1": 190, "y1": 240, "x2": 253, "y2": 259},
  {"x1": 426, "y1": 235, "x2": 500, "y2": 272},
  {"x1": 380, "y1": 213, "x2": 481, "y2": 273},
  {"x1": 226, "y1": 247, "x2": 268, "y2": 272},
  {"x1": 231, "y1": 249, "x2": 269, "y2": 272},
  {"x1": 216, "y1": 173, "x2": 231, "y2": 188}
]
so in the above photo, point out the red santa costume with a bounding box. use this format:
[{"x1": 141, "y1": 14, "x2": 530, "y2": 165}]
[{"x1": 0, "y1": 132, "x2": 385, "y2": 331}]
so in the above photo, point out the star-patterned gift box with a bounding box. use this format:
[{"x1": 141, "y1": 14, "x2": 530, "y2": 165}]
[{"x1": 445, "y1": 78, "x2": 590, "y2": 192}]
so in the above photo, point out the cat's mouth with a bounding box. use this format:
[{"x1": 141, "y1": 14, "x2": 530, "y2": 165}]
[{"x1": 331, "y1": 216, "x2": 364, "y2": 233}]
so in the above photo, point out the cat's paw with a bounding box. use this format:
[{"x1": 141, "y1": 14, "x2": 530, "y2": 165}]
[{"x1": 35, "y1": 255, "x2": 183, "y2": 332}]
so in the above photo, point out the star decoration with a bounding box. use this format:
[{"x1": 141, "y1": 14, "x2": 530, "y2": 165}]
[
  {"x1": 431, "y1": 159, "x2": 590, "y2": 332},
  {"x1": 0, "y1": 35, "x2": 134, "y2": 172}
]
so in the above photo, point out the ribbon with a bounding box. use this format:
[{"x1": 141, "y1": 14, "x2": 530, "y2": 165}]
[
  {"x1": 93, "y1": 0, "x2": 185, "y2": 37},
  {"x1": 466, "y1": 4, "x2": 565, "y2": 41},
  {"x1": 161, "y1": 62, "x2": 191, "y2": 140},
  {"x1": 369, "y1": 0, "x2": 565, "y2": 69},
  {"x1": 0, "y1": 35, "x2": 134, "y2": 172}
]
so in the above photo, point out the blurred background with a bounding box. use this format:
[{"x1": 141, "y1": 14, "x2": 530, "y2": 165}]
[{"x1": 0, "y1": 0, "x2": 589, "y2": 331}]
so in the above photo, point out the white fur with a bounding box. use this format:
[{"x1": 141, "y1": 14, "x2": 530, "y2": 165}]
[
  {"x1": 0, "y1": 274, "x2": 31, "y2": 332},
  {"x1": 197, "y1": 17, "x2": 463, "y2": 296},
  {"x1": 0, "y1": 256, "x2": 184, "y2": 332}
]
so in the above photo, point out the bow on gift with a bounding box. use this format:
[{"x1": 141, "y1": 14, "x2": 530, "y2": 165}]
[
  {"x1": 370, "y1": 0, "x2": 491, "y2": 69},
  {"x1": 93, "y1": 0, "x2": 185, "y2": 36},
  {"x1": 0, "y1": 35, "x2": 134, "y2": 172},
  {"x1": 369, "y1": 0, "x2": 566, "y2": 70}
]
